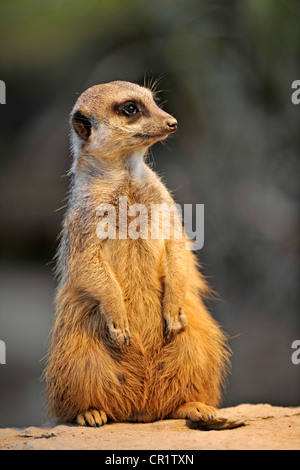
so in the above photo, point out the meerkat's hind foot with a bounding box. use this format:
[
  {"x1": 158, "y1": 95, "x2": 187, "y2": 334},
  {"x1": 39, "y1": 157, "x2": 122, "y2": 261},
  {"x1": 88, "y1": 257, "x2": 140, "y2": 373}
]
[
  {"x1": 76, "y1": 409, "x2": 108, "y2": 427},
  {"x1": 188, "y1": 416, "x2": 245, "y2": 431},
  {"x1": 171, "y1": 402, "x2": 216, "y2": 422}
]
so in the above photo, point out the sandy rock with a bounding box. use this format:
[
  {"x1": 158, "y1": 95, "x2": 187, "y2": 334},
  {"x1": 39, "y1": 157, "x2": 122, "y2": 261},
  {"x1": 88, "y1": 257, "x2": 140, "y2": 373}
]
[{"x1": 0, "y1": 403, "x2": 299, "y2": 450}]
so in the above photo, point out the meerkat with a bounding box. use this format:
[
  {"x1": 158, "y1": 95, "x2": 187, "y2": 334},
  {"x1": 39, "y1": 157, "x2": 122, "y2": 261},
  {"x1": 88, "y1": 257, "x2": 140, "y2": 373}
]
[{"x1": 43, "y1": 80, "x2": 231, "y2": 427}]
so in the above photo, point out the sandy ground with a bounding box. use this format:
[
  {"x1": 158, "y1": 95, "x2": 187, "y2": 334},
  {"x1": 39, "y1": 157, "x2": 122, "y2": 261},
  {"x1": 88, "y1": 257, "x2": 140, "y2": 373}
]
[{"x1": 0, "y1": 403, "x2": 299, "y2": 450}]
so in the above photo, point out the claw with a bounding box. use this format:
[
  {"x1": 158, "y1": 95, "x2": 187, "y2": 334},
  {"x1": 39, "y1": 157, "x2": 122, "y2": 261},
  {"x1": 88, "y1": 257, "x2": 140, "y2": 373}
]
[
  {"x1": 124, "y1": 329, "x2": 131, "y2": 346},
  {"x1": 164, "y1": 317, "x2": 171, "y2": 335},
  {"x1": 126, "y1": 329, "x2": 131, "y2": 344}
]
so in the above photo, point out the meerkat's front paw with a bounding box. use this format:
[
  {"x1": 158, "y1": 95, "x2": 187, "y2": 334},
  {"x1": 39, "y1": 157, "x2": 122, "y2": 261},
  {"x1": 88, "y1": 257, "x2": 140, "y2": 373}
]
[
  {"x1": 171, "y1": 402, "x2": 216, "y2": 422},
  {"x1": 164, "y1": 307, "x2": 188, "y2": 337},
  {"x1": 76, "y1": 409, "x2": 108, "y2": 427},
  {"x1": 101, "y1": 305, "x2": 131, "y2": 346},
  {"x1": 107, "y1": 322, "x2": 131, "y2": 346}
]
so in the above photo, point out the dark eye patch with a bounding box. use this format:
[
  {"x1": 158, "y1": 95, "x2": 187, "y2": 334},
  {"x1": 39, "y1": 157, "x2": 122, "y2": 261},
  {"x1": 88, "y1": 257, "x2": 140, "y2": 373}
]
[{"x1": 113, "y1": 99, "x2": 150, "y2": 121}]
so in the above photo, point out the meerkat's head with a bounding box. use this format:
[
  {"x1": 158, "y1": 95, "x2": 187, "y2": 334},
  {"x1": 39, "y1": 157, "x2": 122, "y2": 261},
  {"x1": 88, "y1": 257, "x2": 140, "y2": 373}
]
[{"x1": 70, "y1": 81, "x2": 177, "y2": 171}]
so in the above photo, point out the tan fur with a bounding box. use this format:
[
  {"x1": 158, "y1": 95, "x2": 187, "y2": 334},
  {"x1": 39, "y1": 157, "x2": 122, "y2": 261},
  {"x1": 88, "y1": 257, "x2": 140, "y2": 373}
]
[{"x1": 43, "y1": 81, "x2": 231, "y2": 426}]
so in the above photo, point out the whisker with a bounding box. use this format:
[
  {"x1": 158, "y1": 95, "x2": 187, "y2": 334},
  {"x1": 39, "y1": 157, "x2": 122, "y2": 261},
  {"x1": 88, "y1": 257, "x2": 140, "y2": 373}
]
[{"x1": 150, "y1": 73, "x2": 166, "y2": 92}]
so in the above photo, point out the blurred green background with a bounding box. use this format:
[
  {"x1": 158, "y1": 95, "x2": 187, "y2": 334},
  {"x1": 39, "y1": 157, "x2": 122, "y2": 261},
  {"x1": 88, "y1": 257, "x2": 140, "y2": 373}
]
[{"x1": 0, "y1": 0, "x2": 299, "y2": 427}]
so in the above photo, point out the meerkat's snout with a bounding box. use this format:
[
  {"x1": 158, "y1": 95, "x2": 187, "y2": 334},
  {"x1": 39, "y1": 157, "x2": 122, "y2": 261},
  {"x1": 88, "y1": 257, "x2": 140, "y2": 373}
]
[{"x1": 166, "y1": 120, "x2": 178, "y2": 132}]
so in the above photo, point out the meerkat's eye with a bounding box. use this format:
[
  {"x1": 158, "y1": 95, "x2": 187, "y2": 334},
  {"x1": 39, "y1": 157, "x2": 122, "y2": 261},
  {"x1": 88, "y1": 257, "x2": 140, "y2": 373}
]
[{"x1": 122, "y1": 103, "x2": 139, "y2": 116}]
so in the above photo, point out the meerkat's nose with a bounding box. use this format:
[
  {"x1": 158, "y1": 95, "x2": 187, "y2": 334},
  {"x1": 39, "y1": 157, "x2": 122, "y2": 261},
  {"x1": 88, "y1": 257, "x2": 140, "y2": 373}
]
[{"x1": 166, "y1": 120, "x2": 178, "y2": 132}]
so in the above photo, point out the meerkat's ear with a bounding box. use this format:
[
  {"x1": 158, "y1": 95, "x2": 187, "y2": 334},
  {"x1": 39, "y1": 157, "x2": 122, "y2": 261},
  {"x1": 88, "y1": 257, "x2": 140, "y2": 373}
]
[{"x1": 72, "y1": 110, "x2": 92, "y2": 140}]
